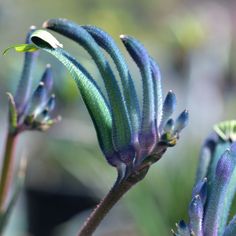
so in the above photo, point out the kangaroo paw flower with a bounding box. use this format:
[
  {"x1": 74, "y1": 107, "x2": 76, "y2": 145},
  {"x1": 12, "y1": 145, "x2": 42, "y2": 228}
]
[{"x1": 21, "y1": 19, "x2": 189, "y2": 185}]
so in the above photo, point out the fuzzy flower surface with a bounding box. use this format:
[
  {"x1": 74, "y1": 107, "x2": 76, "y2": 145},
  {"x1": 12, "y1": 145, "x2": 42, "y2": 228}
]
[
  {"x1": 173, "y1": 121, "x2": 236, "y2": 236},
  {"x1": 14, "y1": 19, "x2": 188, "y2": 183}
]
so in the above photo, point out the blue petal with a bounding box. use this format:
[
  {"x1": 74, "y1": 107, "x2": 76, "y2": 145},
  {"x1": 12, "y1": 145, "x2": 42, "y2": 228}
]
[
  {"x1": 82, "y1": 25, "x2": 141, "y2": 139},
  {"x1": 160, "y1": 91, "x2": 176, "y2": 131},
  {"x1": 46, "y1": 94, "x2": 56, "y2": 111},
  {"x1": 174, "y1": 110, "x2": 189, "y2": 134},
  {"x1": 41, "y1": 64, "x2": 53, "y2": 93},
  {"x1": 120, "y1": 34, "x2": 156, "y2": 152},
  {"x1": 14, "y1": 26, "x2": 38, "y2": 116},
  {"x1": 28, "y1": 81, "x2": 47, "y2": 117},
  {"x1": 195, "y1": 132, "x2": 219, "y2": 183},
  {"x1": 44, "y1": 18, "x2": 132, "y2": 160},
  {"x1": 188, "y1": 195, "x2": 203, "y2": 236},
  {"x1": 192, "y1": 178, "x2": 207, "y2": 206},
  {"x1": 163, "y1": 119, "x2": 174, "y2": 133},
  {"x1": 150, "y1": 58, "x2": 163, "y2": 135},
  {"x1": 203, "y1": 142, "x2": 236, "y2": 236}
]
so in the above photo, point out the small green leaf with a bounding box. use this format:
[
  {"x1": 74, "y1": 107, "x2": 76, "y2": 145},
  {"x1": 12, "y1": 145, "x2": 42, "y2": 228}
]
[{"x1": 3, "y1": 44, "x2": 38, "y2": 55}]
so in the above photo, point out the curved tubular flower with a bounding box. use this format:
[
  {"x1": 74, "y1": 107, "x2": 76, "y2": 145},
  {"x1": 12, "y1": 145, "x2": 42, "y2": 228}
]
[
  {"x1": 43, "y1": 19, "x2": 133, "y2": 161},
  {"x1": 81, "y1": 25, "x2": 141, "y2": 138},
  {"x1": 25, "y1": 20, "x2": 189, "y2": 235},
  {"x1": 173, "y1": 121, "x2": 236, "y2": 236},
  {"x1": 120, "y1": 34, "x2": 158, "y2": 165},
  {"x1": 32, "y1": 18, "x2": 188, "y2": 182}
]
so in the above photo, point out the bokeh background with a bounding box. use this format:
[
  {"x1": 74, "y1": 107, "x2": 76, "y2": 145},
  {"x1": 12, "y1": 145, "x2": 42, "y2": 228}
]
[{"x1": 1, "y1": 0, "x2": 236, "y2": 235}]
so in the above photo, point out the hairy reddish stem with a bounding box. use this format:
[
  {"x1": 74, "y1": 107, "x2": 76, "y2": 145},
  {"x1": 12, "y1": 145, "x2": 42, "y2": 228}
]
[
  {"x1": 78, "y1": 180, "x2": 132, "y2": 236},
  {"x1": 0, "y1": 132, "x2": 17, "y2": 212}
]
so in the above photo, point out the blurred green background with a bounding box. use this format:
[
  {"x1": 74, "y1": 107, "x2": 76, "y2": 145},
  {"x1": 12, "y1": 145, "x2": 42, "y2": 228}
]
[{"x1": 1, "y1": 0, "x2": 236, "y2": 235}]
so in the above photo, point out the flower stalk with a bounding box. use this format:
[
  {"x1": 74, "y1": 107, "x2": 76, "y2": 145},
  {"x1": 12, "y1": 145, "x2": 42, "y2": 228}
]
[
  {"x1": 0, "y1": 132, "x2": 17, "y2": 213},
  {"x1": 78, "y1": 179, "x2": 132, "y2": 236}
]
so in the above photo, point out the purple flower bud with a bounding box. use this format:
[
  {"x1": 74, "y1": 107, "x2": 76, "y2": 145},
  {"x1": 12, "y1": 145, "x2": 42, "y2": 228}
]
[
  {"x1": 41, "y1": 64, "x2": 53, "y2": 93},
  {"x1": 47, "y1": 94, "x2": 56, "y2": 111},
  {"x1": 192, "y1": 178, "x2": 207, "y2": 205},
  {"x1": 176, "y1": 220, "x2": 190, "y2": 235},
  {"x1": 215, "y1": 149, "x2": 233, "y2": 183},
  {"x1": 174, "y1": 110, "x2": 189, "y2": 134},
  {"x1": 189, "y1": 195, "x2": 203, "y2": 236},
  {"x1": 164, "y1": 119, "x2": 174, "y2": 133},
  {"x1": 28, "y1": 82, "x2": 47, "y2": 117},
  {"x1": 160, "y1": 91, "x2": 176, "y2": 129}
]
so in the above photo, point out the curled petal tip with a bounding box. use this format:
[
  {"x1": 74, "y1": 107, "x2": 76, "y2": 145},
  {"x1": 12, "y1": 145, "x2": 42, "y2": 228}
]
[
  {"x1": 31, "y1": 30, "x2": 63, "y2": 49},
  {"x1": 42, "y1": 20, "x2": 49, "y2": 28},
  {"x1": 189, "y1": 194, "x2": 203, "y2": 220},
  {"x1": 192, "y1": 179, "x2": 207, "y2": 205},
  {"x1": 164, "y1": 91, "x2": 176, "y2": 110},
  {"x1": 30, "y1": 25, "x2": 36, "y2": 30},
  {"x1": 190, "y1": 194, "x2": 202, "y2": 208},
  {"x1": 38, "y1": 81, "x2": 45, "y2": 87},
  {"x1": 119, "y1": 34, "x2": 127, "y2": 40}
]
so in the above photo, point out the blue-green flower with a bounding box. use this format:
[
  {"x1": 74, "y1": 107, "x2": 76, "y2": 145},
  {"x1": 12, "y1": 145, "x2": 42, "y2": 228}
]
[{"x1": 14, "y1": 18, "x2": 188, "y2": 183}]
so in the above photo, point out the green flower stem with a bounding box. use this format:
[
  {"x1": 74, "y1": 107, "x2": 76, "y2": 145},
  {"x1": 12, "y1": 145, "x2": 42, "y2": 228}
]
[
  {"x1": 0, "y1": 132, "x2": 18, "y2": 213},
  {"x1": 78, "y1": 179, "x2": 133, "y2": 236}
]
